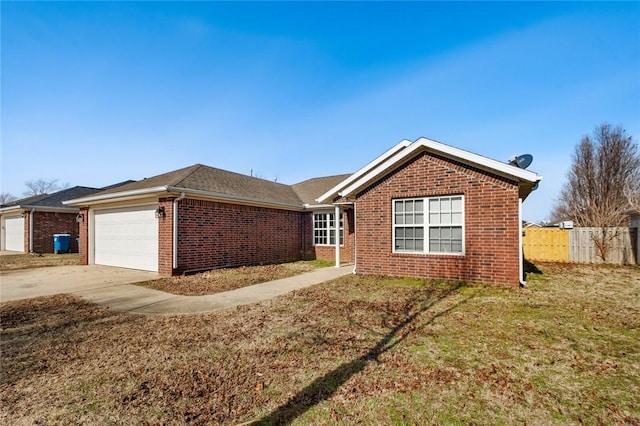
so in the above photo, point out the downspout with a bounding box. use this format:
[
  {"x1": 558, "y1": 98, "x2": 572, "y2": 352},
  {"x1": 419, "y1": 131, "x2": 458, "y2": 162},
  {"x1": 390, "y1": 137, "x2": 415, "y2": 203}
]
[
  {"x1": 334, "y1": 205, "x2": 341, "y2": 268},
  {"x1": 352, "y1": 202, "x2": 357, "y2": 274},
  {"x1": 519, "y1": 198, "x2": 526, "y2": 287},
  {"x1": 173, "y1": 192, "x2": 186, "y2": 270},
  {"x1": 29, "y1": 208, "x2": 35, "y2": 253}
]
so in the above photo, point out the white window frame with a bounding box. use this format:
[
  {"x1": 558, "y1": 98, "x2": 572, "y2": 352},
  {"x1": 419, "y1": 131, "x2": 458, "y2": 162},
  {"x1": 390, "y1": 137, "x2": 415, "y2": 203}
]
[
  {"x1": 313, "y1": 211, "x2": 344, "y2": 246},
  {"x1": 392, "y1": 195, "x2": 465, "y2": 255}
]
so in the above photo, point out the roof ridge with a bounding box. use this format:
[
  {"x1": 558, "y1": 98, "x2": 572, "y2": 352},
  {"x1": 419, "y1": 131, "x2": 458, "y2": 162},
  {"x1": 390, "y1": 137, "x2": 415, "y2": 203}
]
[{"x1": 169, "y1": 164, "x2": 205, "y2": 187}]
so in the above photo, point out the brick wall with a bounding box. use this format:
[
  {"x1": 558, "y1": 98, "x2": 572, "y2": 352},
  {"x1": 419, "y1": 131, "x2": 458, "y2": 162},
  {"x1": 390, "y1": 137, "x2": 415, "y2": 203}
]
[
  {"x1": 355, "y1": 152, "x2": 521, "y2": 287},
  {"x1": 22, "y1": 213, "x2": 29, "y2": 253},
  {"x1": 31, "y1": 211, "x2": 79, "y2": 253},
  {"x1": 174, "y1": 198, "x2": 312, "y2": 274},
  {"x1": 158, "y1": 198, "x2": 175, "y2": 275},
  {"x1": 78, "y1": 208, "x2": 89, "y2": 264}
]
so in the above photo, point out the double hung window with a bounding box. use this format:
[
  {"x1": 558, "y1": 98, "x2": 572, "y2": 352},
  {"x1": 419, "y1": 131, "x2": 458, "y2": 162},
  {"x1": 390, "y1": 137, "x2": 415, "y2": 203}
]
[{"x1": 393, "y1": 195, "x2": 464, "y2": 254}]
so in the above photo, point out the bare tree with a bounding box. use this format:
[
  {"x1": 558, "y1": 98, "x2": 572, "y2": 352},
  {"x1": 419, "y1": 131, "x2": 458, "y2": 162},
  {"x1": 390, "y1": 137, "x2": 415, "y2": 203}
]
[
  {"x1": 0, "y1": 192, "x2": 17, "y2": 205},
  {"x1": 624, "y1": 170, "x2": 640, "y2": 212},
  {"x1": 23, "y1": 179, "x2": 70, "y2": 196},
  {"x1": 553, "y1": 124, "x2": 640, "y2": 261}
]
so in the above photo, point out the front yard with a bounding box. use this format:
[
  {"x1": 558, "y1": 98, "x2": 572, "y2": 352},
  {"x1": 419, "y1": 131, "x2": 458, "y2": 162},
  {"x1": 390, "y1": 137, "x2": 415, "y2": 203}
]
[{"x1": 1, "y1": 263, "x2": 638, "y2": 424}]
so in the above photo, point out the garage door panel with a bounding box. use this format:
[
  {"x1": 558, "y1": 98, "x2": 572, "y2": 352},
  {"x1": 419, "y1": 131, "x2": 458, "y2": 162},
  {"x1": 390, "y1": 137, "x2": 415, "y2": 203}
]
[
  {"x1": 4, "y1": 216, "x2": 25, "y2": 252},
  {"x1": 94, "y1": 206, "x2": 158, "y2": 272}
]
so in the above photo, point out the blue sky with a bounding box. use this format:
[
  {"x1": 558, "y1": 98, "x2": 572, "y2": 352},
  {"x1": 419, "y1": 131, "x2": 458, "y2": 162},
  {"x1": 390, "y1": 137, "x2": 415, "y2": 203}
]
[{"x1": 2, "y1": 1, "x2": 639, "y2": 222}]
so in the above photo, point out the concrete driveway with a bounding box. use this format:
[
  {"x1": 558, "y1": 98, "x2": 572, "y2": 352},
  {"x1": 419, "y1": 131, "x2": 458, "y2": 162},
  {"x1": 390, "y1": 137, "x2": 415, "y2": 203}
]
[
  {"x1": 0, "y1": 265, "x2": 160, "y2": 302},
  {"x1": 0, "y1": 264, "x2": 353, "y2": 315}
]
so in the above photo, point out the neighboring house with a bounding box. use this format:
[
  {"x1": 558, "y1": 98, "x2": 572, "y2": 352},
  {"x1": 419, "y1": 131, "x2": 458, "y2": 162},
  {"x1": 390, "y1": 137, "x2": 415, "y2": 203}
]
[
  {"x1": 0, "y1": 183, "x2": 134, "y2": 254},
  {"x1": 523, "y1": 221, "x2": 542, "y2": 228},
  {"x1": 1, "y1": 187, "x2": 103, "y2": 253},
  {"x1": 66, "y1": 137, "x2": 542, "y2": 286}
]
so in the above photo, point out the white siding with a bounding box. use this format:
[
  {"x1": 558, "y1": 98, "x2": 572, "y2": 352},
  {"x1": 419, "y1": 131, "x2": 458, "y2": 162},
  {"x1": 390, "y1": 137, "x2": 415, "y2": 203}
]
[{"x1": 3, "y1": 215, "x2": 25, "y2": 252}]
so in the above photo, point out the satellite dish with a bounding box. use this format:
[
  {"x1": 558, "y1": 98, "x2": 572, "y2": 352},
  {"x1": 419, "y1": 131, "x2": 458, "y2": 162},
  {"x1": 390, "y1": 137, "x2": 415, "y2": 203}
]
[{"x1": 508, "y1": 154, "x2": 533, "y2": 169}]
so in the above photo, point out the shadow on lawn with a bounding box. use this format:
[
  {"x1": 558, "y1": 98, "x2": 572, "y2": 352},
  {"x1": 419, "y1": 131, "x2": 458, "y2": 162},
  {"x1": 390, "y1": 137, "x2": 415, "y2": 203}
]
[
  {"x1": 251, "y1": 282, "x2": 472, "y2": 425},
  {"x1": 523, "y1": 256, "x2": 543, "y2": 279}
]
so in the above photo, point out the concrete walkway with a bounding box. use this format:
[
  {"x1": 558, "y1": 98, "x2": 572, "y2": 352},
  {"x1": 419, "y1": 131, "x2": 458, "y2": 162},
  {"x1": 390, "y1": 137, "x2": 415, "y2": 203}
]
[{"x1": 1, "y1": 264, "x2": 353, "y2": 315}]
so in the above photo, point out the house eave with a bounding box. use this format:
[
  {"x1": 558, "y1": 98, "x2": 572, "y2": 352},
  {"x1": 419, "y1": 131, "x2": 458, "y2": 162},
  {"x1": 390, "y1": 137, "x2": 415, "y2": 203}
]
[
  {"x1": 0, "y1": 205, "x2": 78, "y2": 214},
  {"x1": 63, "y1": 186, "x2": 170, "y2": 206}
]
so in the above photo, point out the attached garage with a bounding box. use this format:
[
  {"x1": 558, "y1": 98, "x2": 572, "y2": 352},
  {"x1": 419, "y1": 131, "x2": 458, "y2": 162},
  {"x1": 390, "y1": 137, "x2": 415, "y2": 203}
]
[
  {"x1": 93, "y1": 205, "x2": 158, "y2": 272},
  {"x1": 3, "y1": 215, "x2": 25, "y2": 252}
]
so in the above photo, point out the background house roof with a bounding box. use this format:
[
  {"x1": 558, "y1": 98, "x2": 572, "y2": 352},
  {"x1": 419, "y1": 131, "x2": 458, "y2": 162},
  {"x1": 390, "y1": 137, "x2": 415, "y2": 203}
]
[
  {"x1": 1, "y1": 186, "x2": 100, "y2": 210},
  {"x1": 1, "y1": 181, "x2": 136, "y2": 212}
]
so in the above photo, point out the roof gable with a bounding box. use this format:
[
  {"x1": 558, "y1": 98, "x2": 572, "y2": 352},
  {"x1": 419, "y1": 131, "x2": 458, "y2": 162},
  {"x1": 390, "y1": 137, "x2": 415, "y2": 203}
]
[
  {"x1": 315, "y1": 139, "x2": 412, "y2": 203},
  {"x1": 319, "y1": 137, "x2": 543, "y2": 202}
]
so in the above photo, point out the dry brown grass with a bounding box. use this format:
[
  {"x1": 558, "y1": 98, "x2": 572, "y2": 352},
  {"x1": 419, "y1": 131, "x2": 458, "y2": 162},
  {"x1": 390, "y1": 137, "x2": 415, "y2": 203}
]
[
  {"x1": 0, "y1": 253, "x2": 79, "y2": 271},
  {"x1": 1, "y1": 263, "x2": 639, "y2": 425},
  {"x1": 138, "y1": 260, "x2": 333, "y2": 296}
]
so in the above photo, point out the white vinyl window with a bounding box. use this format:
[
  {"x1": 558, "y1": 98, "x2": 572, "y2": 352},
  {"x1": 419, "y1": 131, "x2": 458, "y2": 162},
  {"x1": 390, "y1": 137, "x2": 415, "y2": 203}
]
[
  {"x1": 313, "y1": 212, "x2": 344, "y2": 246},
  {"x1": 393, "y1": 195, "x2": 464, "y2": 254}
]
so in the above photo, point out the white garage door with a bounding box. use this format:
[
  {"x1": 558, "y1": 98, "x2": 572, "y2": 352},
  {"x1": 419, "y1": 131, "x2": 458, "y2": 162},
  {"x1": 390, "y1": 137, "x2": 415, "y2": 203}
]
[
  {"x1": 94, "y1": 206, "x2": 158, "y2": 272},
  {"x1": 3, "y1": 215, "x2": 25, "y2": 252}
]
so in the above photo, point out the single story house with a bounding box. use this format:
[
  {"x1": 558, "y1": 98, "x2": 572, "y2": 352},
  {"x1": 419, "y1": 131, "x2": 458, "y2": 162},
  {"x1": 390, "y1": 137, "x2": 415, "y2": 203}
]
[
  {"x1": 65, "y1": 138, "x2": 542, "y2": 286},
  {"x1": 0, "y1": 183, "x2": 133, "y2": 254},
  {"x1": 0, "y1": 186, "x2": 104, "y2": 253}
]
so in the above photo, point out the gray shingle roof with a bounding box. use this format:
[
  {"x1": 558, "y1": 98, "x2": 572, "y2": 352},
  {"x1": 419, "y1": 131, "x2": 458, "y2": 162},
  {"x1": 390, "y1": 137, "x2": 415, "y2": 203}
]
[
  {"x1": 94, "y1": 164, "x2": 304, "y2": 207},
  {"x1": 292, "y1": 174, "x2": 352, "y2": 205},
  {"x1": 84, "y1": 164, "x2": 352, "y2": 208},
  {"x1": 2, "y1": 186, "x2": 100, "y2": 209},
  {"x1": 1, "y1": 181, "x2": 136, "y2": 209}
]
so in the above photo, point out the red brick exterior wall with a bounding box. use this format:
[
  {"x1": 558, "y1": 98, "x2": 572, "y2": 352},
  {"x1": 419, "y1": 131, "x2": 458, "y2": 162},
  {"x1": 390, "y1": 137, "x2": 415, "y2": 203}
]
[
  {"x1": 158, "y1": 198, "x2": 175, "y2": 275},
  {"x1": 31, "y1": 212, "x2": 79, "y2": 253},
  {"x1": 22, "y1": 213, "x2": 29, "y2": 252},
  {"x1": 311, "y1": 208, "x2": 355, "y2": 264},
  {"x1": 78, "y1": 208, "x2": 89, "y2": 264},
  {"x1": 173, "y1": 198, "x2": 313, "y2": 274},
  {"x1": 355, "y1": 152, "x2": 521, "y2": 287}
]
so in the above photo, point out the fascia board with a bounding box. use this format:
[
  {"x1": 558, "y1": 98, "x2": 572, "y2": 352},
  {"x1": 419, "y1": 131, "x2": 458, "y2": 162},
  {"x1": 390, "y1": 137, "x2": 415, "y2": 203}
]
[
  {"x1": 416, "y1": 138, "x2": 541, "y2": 182},
  {"x1": 20, "y1": 206, "x2": 79, "y2": 213},
  {"x1": 315, "y1": 139, "x2": 412, "y2": 203},
  {"x1": 0, "y1": 206, "x2": 23, "y2": 214},
  {"x1": 63, "y1": 186, "x2": 170, "y2": 206},
  {"x1": 340, "y1": 138, "x2": 542, "y2": 198}
]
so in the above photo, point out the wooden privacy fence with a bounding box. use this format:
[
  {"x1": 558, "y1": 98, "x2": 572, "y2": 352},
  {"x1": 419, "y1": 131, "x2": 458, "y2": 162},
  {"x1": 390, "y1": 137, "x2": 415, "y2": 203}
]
[{"x1": 523, "y1": 227, "x2": 638, "y2": 265}]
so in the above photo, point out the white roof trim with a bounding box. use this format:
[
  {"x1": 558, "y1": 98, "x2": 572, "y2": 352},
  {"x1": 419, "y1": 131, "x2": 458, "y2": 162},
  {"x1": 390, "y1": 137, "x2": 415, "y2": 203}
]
[
  {"x1": 0, "y1": 205, "x2": 78, "y2": 214},
  {"x1": 339, "y1": 137, "x2": 542, "y2": 198},
  {"x1": 315, "y1": 139, "x2": 412, "y2": 203},
  {"x1": 63, "y1": 186, "x2": 170, "y2": 206}
]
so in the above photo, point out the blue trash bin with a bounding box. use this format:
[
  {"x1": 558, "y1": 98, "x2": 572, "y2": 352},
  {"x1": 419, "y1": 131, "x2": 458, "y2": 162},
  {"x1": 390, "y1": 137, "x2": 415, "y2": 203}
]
[{"x1": 53, "y1": 234, "x2": 71, "y2": 254}]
